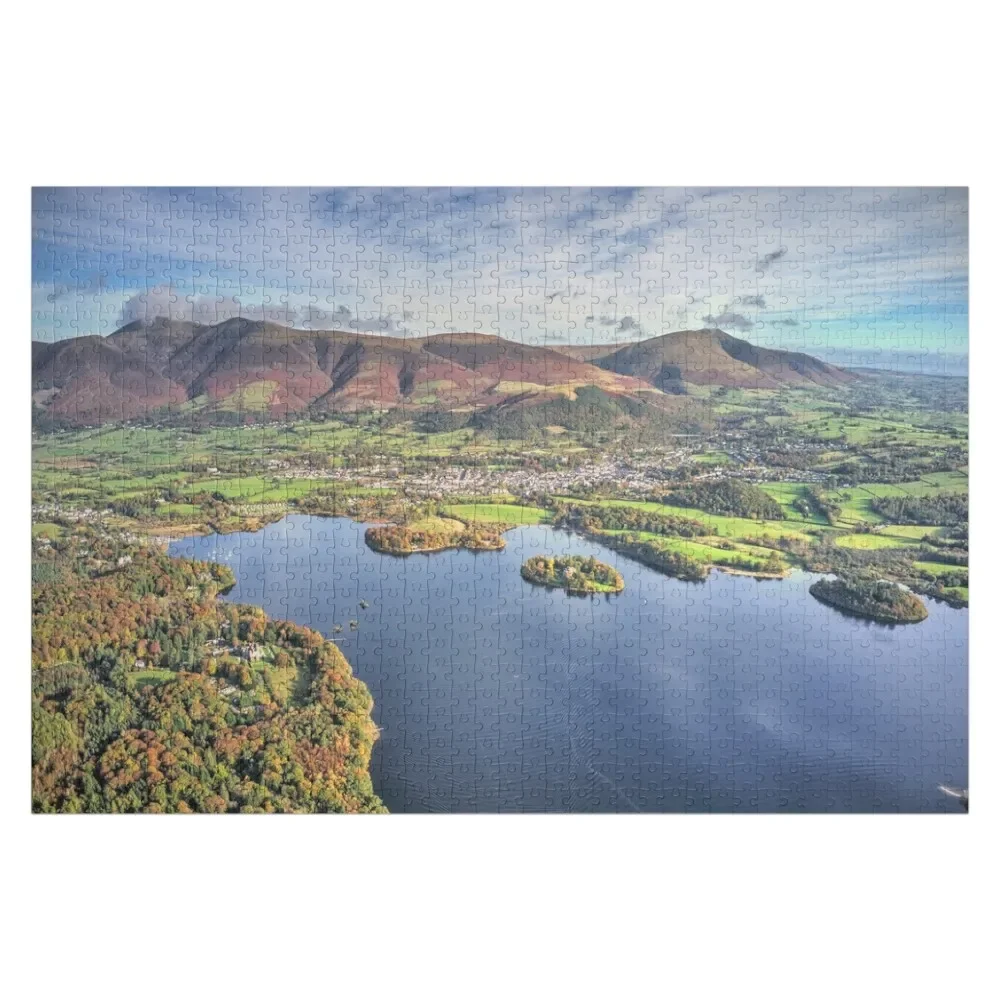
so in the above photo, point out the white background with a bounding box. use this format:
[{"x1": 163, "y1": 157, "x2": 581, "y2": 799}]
[{"x1": 1, "y1": 2, "x2": 995, "y2": 998}]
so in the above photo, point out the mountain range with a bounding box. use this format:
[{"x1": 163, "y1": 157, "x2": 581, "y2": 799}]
[{"x1": 32, "y1": 318, "x2": 856, "y2": 427}]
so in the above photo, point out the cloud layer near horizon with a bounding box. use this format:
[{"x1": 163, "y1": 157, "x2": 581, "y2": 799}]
[{"x1": 32, "y1": 187, "x2": 968, "y2": 369}]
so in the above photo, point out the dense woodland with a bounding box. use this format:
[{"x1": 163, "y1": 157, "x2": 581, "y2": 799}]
[
  {"x1": 553, "y1": 503, "x2": 709, "y2": 537},
  {"x1": 808, "y1": 576, "x2": 928, "y2": 624},
  {"x1": 667, "y1": 479, "x2": 785, "y2": 520},
  {"x1": 468, "y1": 386, "x2": 686, "y2": 444},
  {"x1": 870, "y1": 492, "x2": 968, "y2": 526},
  {"x1": 32, "y1": 534, "x2": 384, "y2": 813},
  {"x1": 596, "y1": 532, "x2": 708, "y2": 582},
  {"x1": 828, "y1": 448, "x2": 967, "y2": 484},
  {"x1": 804, "y1": 487, "x2": 841, "y2": 525}
]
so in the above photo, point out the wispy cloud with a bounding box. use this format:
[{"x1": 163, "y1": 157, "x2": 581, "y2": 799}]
[{"x1": 757, "y1": 248, "x2": 787, "y2": 272}]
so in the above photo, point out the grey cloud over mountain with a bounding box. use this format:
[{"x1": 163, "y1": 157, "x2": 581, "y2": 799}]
[
  {"x1": 118, "y1": 286, "x2": 414, "y2": 336},
  {"x1": 588, "y1": 314, "x2": 643, "y2": 335},
  {"x1": 120, "y1": 287, "x2": 347, "y2": 330},
  {"x1": 704, "y1": 310, "x2": 754, "y2": 332},
  {"x1": 617, "y1": 316, "x2": 643, "y2": 335}
]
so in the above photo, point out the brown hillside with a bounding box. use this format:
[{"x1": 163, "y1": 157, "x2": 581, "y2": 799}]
[
  {"x1": 546, "y1": 342, "x2": 634, "y2": 363},
  {"x1": 596, "y1": 328, "x2": 856, "y2": 390},
  {"x1": 421, "y1": 332, "x2": 651, "y2": 396},
  {"x1": 32, "y1": 320, "x2": 857, "y2": 425}
]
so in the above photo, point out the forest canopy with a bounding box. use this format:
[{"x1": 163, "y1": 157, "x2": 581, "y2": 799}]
[
  {"x1": 667, "y1": 479, "x2": 784, "y2": 520},
  {"x1": 553, "y1": 502, "x2": 708, "y2": 537},
  {"x1": 32, "y1": 533, "x2": 385, "y2": 813},
  {"x1": 870, "y1": 492, "x2": 968, "y2": 526}
]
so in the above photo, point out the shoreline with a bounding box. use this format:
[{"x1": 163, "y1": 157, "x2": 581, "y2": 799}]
[
  {"x1": 714, "y1": 565, "x2": 790, "y2": 580},
  {"x1": 140, "y1": 511, "x2": 962, "y2": 610}
]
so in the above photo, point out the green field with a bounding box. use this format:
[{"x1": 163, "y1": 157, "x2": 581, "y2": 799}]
[
  {"x1": 819, "y1": 473, "x2": 968, "y2": 527},
  {"x1": 759, "y1": 482, "x2": 831, "y2": 525},
  {"x1": 444, "y1": 503, "x2": 550, "y2": 525},
  {"x1": 407, "y1": 515, "x2": 468, "y2": 533},
  {"x1": 555, "y1": 496, "x2": 817, "y2": 543},
  {"x1": 835, "y1": 533, "x2": 916, "y2": 550},
  {"x1": 129, "y1": 669, "x2": 176, "y2": 687},
  {"x1": 792, "y1": 414, "x2": 960, "y2": 448},
  {"x1": 31, "y1": 522, "x2": 64, "y2": 540},
  {"x1": 913, "y1": 559, "x2": 967, "y2": 576},
  {"x1": 158, "y1": 502, "x2": 203, "y2": 517},
  {"x1": 180, "y1": 476, "x2": 333, "y2": 503},
  {"x1": 214, "y1": 380, "x2": 280, "y2": 412},
  {"x1": 601, "y1": 530, "x2": 784, "y2": 573},
  {"x1": 879, "y1": 524, "x2": 943, "y2": 540},
  {"x1": 832, "y1": 523, "x2": 946, "y2": 547},
  {"x1": 912, "y1": 559, "x2": 969, "y2": 603}
]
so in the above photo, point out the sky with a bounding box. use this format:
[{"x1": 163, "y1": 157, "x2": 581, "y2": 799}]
[{"x1": 31, "y1": 187, "x2": 968, "y2": 374}]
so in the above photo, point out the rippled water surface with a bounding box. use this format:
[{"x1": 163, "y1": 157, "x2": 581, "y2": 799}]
[{"x1": 170, "y1": 515, "x2": 968, "y2": 813}]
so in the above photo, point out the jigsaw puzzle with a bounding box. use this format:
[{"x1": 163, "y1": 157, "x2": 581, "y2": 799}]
[{"x1": 30, "y1": 187, "x2": 969, "y2": 813}]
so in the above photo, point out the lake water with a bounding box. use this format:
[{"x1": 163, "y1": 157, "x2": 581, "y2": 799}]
[{"x1": 170, "y1": 515, "x2": 968, "y2": 813}]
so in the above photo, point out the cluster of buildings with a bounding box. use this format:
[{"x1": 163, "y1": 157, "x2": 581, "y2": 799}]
[{"x1": 203, "y1": 637, "x2": 265, "y2": 662}]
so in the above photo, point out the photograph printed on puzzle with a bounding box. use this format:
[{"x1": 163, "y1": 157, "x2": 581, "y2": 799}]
[{"x1": 31, "y1": 187, "x2": 968, "y2": 813}]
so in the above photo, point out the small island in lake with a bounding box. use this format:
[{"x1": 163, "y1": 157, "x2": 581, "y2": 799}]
[
  {"x1": 520, "y1": 554, "x2": 625, "y2": 594},
  {"x1": 365, "y1": 517, "x2": 505, "y2": 555},
  {"x1": 809, "y1": 575, "x2": 928, "y2": 624}
]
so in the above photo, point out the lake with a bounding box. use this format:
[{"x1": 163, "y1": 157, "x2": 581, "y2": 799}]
[{"x1": 170, "y1": 515, "x2": 968, "y2": 813}]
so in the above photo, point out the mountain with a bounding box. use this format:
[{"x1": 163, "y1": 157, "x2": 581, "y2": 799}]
[
  {"x1": 595, "y1": 328, "x2": 856, "y2": 391},
  {"x1": 420, "y1": 332, "x2": 651, "y2": 395},
  {"x1": 31, "y1": 319, "x2": 856, "y2": 426},
  {"x1": 32, "y1": 331, "x2": 189, "y2": 425},
  {"x1": 546, "y1": 342, "x2": 640, "y2": 363}
]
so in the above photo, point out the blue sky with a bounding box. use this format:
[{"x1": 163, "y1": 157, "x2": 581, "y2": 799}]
[{"x1": 32, "y1": 187, "x2": 968, "y2": 373}]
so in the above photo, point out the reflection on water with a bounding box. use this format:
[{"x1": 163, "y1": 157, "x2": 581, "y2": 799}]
[{"x1": 170, "y1": 515, "x2": 968, "y2": 813}]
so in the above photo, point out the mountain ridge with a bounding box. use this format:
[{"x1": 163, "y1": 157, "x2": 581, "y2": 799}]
[{"x1": 32, "y1": 318, "x2": 857, "y2": 426}]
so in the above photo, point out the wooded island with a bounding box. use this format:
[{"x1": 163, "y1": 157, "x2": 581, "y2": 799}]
[
  {"x1": 809, "y1": 576, "x2": 929, "y2": 624},
  {"x1": 520, "y1": 554, "x2": 625, "y2": 594},
  {"x1": 365, "y1": 516, "x2": 505, "y2": 555}
]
